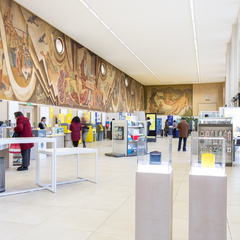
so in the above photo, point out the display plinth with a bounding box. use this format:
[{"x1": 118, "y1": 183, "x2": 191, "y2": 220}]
[
  {"x1": 135, "y1": 167, "x2": 173, "y2": 240},
  {"x1": 189, "y1": 174, "x2": 227, "y2": 240}
]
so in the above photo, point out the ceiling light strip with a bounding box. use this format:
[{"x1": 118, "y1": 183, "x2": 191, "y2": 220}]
[
  {"x1": 79, "y1": 0, "x2": 163, "y2": 83},
  {"x1": 190, "y1": 0, "x2": 201, "y2": 82}
]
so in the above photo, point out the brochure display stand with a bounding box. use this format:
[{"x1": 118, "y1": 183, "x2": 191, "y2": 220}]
[
  {"x1": 189, "y1": 137, "x2": 227, "y2": 240},
  {"x1": 135, "y1": 137, "x2": 172, "y2": 240},
  {"x1": 112, "y1": 120, "x2": 147, "y2": 156}
]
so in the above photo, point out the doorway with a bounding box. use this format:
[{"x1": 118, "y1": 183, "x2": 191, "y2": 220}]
[{"x1": 19, "y1": 105, "x2": 34, "y2": 125}]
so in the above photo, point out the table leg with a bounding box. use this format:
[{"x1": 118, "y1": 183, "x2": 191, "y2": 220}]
[
  {"x1": 95, "y1": 150, "x2": 98, "y2": 183},
  {"x1": 52, "y1": 141, "x2": 56, "y2": 193},
  {"x1": 36, "y1": 142, "x2": 40, "y2": 185},
  {"x1": 77, "y1": 153, "x2": 80, "y2": 178}
]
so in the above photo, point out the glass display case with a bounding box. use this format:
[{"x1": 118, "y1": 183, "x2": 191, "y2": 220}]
[
  {"x1": 198, "y1": 117, "x2": 233, "y2": 166},
  {"x1": 191, "y1": 137, "x2": 226, "y2": 176},
  {"x1": 127, "y1": 120, "x2": 147, "y2": 156},
  {"x1": 137, "y1": 136, "x2": 172, "y2": 173}
]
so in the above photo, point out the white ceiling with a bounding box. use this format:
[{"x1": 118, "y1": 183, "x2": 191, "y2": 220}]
[{"x1": 14, "y1": 0, "x2": 240, "y2": 86}]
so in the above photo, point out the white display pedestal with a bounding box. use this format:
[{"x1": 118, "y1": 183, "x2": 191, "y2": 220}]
[
  {"x1": 135, "y1": 166, "x2": 173, "y2": 240},
  {"x1": 189, "y1": 173, "x2": 227, "y2": 240}
]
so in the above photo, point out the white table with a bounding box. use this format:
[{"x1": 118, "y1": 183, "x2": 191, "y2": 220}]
[
  {"x1": 39, "y1": 147, "x2": 98, "y2": 186},
  {"x1": 0, "y1": 137, "x2": 57, "y2": 196}
]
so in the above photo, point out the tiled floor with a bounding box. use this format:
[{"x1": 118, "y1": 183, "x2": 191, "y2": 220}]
[{"x1": 0, "y1": 138, "x2": 239, "y2": 239}]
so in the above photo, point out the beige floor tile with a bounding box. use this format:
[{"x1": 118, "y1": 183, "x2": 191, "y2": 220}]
[
  {"x1": 228, "y1": 206, "x2": 240, "y2": 223},
  {"x1": 172, "y1": 217, "x2": 188, "y2": 240},
  {"x1": 175, "y1": 189, "x2": 189, "y2": 202},
  {"x1": 91, "y1": 185, "x2": 134, "y2": 198},
  {"x1": 0, "y1": 203, "x2": 62, "y2": 225},
  {"x1": 70, "y1": 194, "x2": 128, "y2": 211},
  {"x1": 97, "y1": 211, "x2": 135, "y2": 236},
  {"x1": 41, "y1": 208, "x2": 112, "y2": 232},
  {"x1": 173, "y1": 201, "x2": 189, "y2": 218},
  {"x1": 0, "y1": 200, "x2": 21, "y2": 214},
  {"x1": 14, "y1": 225, "x2": 92, "y2": 240},
  {"x1": 116, "y1": 197, "x2": 135, "y2": 215},
  {"x1": 87, "y1": 232, "x2": 134, "y2": 240},
  {"x1": 228, "y1": 193, "x2": 240, "y2": 206},
  {"x1": 0, "y1": 220, "x2": 34, "y2": 240},
  {"x1": 228, "y1": 222, "x2": 240, "y2": 240}
]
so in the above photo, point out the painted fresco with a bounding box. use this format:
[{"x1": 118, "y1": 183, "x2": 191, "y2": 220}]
[
  {"x1": 0, "y1": 0, "x2": 144, "y2": 113},
  {"x1": 146, "y1": 85, "x2": 193, "y2": 116}
]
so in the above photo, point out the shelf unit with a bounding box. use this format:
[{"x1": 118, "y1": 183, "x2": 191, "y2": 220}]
[
  {"x1": 198, "y1": 117, "x2": 233, "y2": 166},
  {"x1": 112, "y1": 120, "x2": 147, "y2": 156},
  {"x1": 127, "y1": 124, "x2": 147, "y2": 156}
]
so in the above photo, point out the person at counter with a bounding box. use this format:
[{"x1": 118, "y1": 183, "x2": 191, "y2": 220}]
[
  {"x1": 81, "y1": 117, "x2": 89, "y2": 148},
  {"x1": 70, "y1": 116, "x2": 82, "y2": 147},
  {"x1": 38, "y1": 117, "x2": 46, "y2": 129},
  {"x1": 14, "y1": 111, "x2": 34, "y2": 171}
]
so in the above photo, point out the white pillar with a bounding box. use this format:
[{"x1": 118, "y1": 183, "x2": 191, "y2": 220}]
[
  {"x1": 232, "y1": 24, "x2": 239, "y2": 98},
  {"x1": 225, "y1": 42, "x2": 231, "y2": 106}
]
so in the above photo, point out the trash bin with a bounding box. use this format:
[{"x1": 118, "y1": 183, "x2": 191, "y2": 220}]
[{"x1": 0, "y1": 157, "x2": 5, "y2": 192}]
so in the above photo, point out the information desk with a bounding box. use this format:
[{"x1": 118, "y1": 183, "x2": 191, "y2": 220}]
[
  {"x1": 0, "y1": 137, "x2": 57, "y2": 196},
  {"x1": 39, "y1": 147, "x2": 98, "y2": 185}
]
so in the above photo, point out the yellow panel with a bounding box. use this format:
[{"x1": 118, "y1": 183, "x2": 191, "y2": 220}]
[
  {"x1": 201, "y1": 153, "x2": 215, "y2": 168},
  {"x1": 50, "y1": 107, "x2": 54, "y2": 118},
  {"x1": 147, "y1": 114, "x2": 156, "y2": 130},
  {"x1": 66, "y1": 114, "x2": 72, "y2": 123},
  {"x1": 58, "y1": 113, "x2": 65, "y2": 123}
]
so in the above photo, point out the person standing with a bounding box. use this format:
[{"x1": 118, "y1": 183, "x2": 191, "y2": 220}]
[
  {"x1": 81, "y1": 117, "x2": 89, "y2": 148},
  {"x1": 146, "y1": 117, "x2": 151, "y2": 136},
  {"x1": 177, "y1": 117, "x2": 190, "y2": 151},
  {"x1": 70, "y1": 116, "x2": 82, "y2": 147},
  {"x1": 164, "y1": 119, "x2": 169, "y2": 137},
  {"x1": 110, "y1": 118, "x2": 115, "y2": 140},
  {"x1": 38, "y1": 117, "x2": 46, "y2": 129},
  {"x1": 172, "y1": 120, "x2": 177, "y2": 138},
  {"x1": 14, "y1": 111, "x2": 34, "y2": 171}
]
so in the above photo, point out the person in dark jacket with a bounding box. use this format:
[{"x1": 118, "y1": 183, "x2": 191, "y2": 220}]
[
  {"x1": 146, "y1": 117, "x2": 151, "y2": 136},
  {"x1": 164, "y1": 119, "x2": 169, "y2": 137},
  {"x1": 14, "y1": 111, "x2": 34, "y2": 171},
  {"x1": 70, "y1": 116, "x2": 82, "y2": 147},
  {"x1": 38, "y1": 117, "x2": 46, "y2": 129},
  {"x1": 172, "y1": 120, "x2": 177, "y2": 138},
  {"x1": 110, "y1": 118, "x2": 115, "y2": 140},
  {"x1": 81, "y1": 117, "x2": 89, "y2": 148},
  {"x1": 177, "y1": 117, "x2": 190, "y2": 151}
]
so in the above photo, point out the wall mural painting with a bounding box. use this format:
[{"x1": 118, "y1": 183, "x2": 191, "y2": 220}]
[
  {"x1": 0, "y1": 0, "x2": 144, "y2": 113},
  {"x1": 146, "y1": 85, "x2": 193, "y2": 116}
]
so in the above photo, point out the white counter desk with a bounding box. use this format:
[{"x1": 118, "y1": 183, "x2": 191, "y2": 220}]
[
  {"x1": 39, "y1": 147, "x2": 98, "y2": 185},
  {"x1": 0, "y1": 137, "x2": 57, "y2": 197}
]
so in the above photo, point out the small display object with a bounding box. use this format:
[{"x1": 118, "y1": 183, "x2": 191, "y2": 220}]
[
  {"x1": 191, "y1": 137, "x2": 226, "y2": 176},
  {"x1": 113, "y1": 126, "x2": 124, "y2": 140},
  {"x1": 137, "y1": 136, "x2": 172, "y2": 173}
]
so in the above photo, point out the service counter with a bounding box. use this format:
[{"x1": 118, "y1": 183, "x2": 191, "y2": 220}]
[{"x1": 46, "y1": 134, "x2": 65, "y2": 148}]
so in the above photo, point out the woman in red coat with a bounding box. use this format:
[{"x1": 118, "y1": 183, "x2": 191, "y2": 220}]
[
  {"x1": 70, "y1": 116, "x2": 82, "y2": 147},
  {"x1": 14, "y1": 112, "x2": 34, "y2": 171}
]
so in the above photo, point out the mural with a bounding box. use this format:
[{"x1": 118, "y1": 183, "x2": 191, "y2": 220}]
[
  {"x1": 145, "y1": 85, "x2": 193, "y2": 116},
  {"x1": 0, "y1": 0, "x2": 144, "y2": 112}
]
